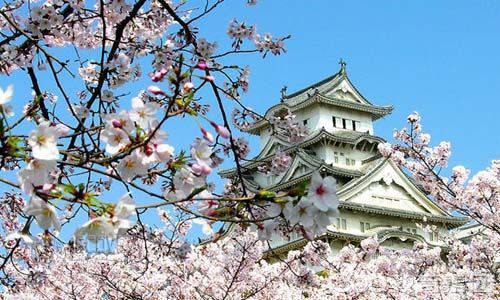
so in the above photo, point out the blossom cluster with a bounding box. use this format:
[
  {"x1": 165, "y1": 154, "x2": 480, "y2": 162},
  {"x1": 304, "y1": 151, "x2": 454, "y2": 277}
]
[
  {"x1": 2, "y1": 226, "x2": 497, "y2": 299},
  {"x1": 0, "y1": 0, "x2": 291, "y2": 251},
  {"x1": 269, "y1": 109, "x2": 309, "y2": 143},
  {"x1": 378, "y1": 112, "x2": 499, "y2": 234}
]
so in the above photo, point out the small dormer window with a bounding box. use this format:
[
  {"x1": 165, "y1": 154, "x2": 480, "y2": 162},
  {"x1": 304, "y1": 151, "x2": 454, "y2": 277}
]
[
  {"x1": 352, "y1": 120, "x2": 357, "y2": 131},
  {"x1": 303, "y1": 119, "x2": 308, "y2": 126},
  {"x1": 332, "y1": 116, "x2": 337, "y2": 127},
  {"x1": 342, "y1": 118, "x2": 347, "y2": 129}
]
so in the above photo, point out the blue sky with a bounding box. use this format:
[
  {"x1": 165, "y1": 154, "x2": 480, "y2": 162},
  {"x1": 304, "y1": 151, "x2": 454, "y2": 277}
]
[{"x1": 197, "y1": 0, "x2": 500, "y2": 174}]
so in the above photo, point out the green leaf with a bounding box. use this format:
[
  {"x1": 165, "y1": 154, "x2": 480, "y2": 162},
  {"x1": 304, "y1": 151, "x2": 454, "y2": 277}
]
[
  {"x1": 170, "y1": 151, "x2": 187, "y2": 170},
  {"x1": 59, "y1": 183, "x2": 76, "y2": 194},
  {"x1": 287, "y1": 181, "x2": 308, "y2": 197},
  {"x1": 180, "y1": 70, "x2": 191, "y2": 80}
]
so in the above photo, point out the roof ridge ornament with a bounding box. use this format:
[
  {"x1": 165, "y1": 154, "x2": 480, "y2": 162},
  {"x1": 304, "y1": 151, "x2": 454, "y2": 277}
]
[
  {"x1": 280, "y1": 85, "x2": 287, "y2": 102},
  {"x1": 338, "y1": 58, "x2": 347, "y2": 76}
]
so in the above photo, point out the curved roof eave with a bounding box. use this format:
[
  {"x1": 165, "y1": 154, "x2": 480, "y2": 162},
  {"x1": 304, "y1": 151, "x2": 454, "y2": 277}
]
[
  {"x1": 219, "y1": 130, "x2": 385, "y2": 178},
  {"x1": 245, "y1": 94, "x2": 393, "y2": 134}
]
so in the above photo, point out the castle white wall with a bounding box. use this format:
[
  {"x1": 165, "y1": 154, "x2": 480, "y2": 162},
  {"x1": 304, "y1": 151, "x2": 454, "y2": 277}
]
[
  {"x1": 312, "y1": 104, "x2": 374, "y2": 134},
  {"x1": 258, "y1": 103, "x2": 375, "y2": 150},
  {"x1": 310, "y1": 144, "x2": 375, "y2": 170}
]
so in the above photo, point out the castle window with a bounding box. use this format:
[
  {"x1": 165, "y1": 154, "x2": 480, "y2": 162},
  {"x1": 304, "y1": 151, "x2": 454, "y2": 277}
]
[
  {"x1": 303, "y1": 119, "x2": 308, "y2": 126},
  {"x1": 342, "y1": 118, "x2": 347, "y2": 129},
  {"x1": 360, "y1": 222, "x2": 370, "y2": 233},
  {"x1": 335, "y1": 152, "x2": 344, "y2": 164},
  {"x1": 352, "y1": 120, "x2": 359, "y2": 131},
  {"x1": 429, "y1": 232, "x2": 439, "y2": 241},
  {"x1": 336, "y1": 218, "x2": 347, "y2": 230},
  {"x1": 346, "y1": 158, "x2": 355, "y2": 166},
  {"x1": 332, "y1": 116, "x2": 337, "y2": 127}
]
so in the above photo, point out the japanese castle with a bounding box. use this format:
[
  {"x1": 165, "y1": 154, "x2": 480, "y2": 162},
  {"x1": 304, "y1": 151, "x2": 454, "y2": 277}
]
[{"x1": 220, "y1": 61, "x2": 467, "y2": 255}]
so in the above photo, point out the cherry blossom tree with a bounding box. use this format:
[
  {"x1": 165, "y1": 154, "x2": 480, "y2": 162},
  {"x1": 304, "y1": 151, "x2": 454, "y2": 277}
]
[{"x1": 0, "y1": 0, "x2": 498, "y2": 299}]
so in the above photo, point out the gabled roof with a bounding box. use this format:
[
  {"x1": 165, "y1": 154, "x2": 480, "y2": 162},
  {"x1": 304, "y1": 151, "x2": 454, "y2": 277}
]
[
  {"x1": 283, "y1": 68, "x2": 372, "y2": 105},
  {"x1": 219, "y1": 129, "x2": 384, "y2": 178},
  {"x1": 245, "y1": 67, "x2": 393, "y2": 135},
  {"x1": 338, "y1": 158, "x2": 458, "y2": 220}
]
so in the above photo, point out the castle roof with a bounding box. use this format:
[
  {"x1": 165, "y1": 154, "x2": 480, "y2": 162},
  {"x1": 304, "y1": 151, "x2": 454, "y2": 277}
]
[
  {"x1": 246, "y1": 65, "x2": 393, "y2": 135},
  {"x1": 219, "y1": 129, "x2": 383, "y2": 178}
]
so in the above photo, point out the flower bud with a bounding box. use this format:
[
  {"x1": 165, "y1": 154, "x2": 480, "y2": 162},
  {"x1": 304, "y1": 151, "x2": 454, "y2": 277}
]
[
  {"x1": 210, "y1": 121, "x2": 230, "y2": 139},
  {"x1": 183, "y1": 82, "x2": 194, "y2": 93},
  {"x1": 111, "y1": 119, "x2": 122, "y2": 128},
  {"x1": 148, "y1": 85, "x2": 165, "y2": 95},
  {"x1": 202, "y1": 75, "x2": 215, "y2": 82},
  {"x1": 42, "y1": 183, "x2": 56, "y2": 193},
  {"x1": 206, "y1": 209, "x2": 217, "y2": 217},
  {"x1": 144, "y1": 144, "x2": 154, "y2": 156},
  {"x1": 196, "y1": 60, "x2": 208, "y2": 70},
  {"x1": 200, "y1": 127, "x2": 214, "y2": 143}
]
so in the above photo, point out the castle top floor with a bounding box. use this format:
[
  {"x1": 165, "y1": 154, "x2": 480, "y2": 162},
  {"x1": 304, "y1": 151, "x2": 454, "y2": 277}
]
[{"x1": 245, "y1": 61, "x2": 393, "y2": 150}]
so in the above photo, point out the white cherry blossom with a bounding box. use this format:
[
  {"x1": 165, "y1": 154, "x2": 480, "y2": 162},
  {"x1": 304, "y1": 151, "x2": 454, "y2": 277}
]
[
  {"x1": 23, "y1": 196, "x2": 61, "y2": 231},
  {"x1": 283, "y1": 197, "x2": 316, "y2": 229},
  {"x1": 17, "y1": 159, "x2": 57, "y2": 195},
  {"x1": 0, "y1": 84, "x2": 13, "y2": 117},
  {"x1": 75, "y1": 217, "x2": 116, "y2": 244},
  {"x1": 129, "y1": 96, "x2": 159, "y2": 129},
  {"x1": 101, "y1": 127, "x2": 130, "y2": 154},
  {"x1": 112, "y1": 193, "x2": 136, "y2": 237},
  {"x1": 28, "y1": 121, "x2": 61, "y2": 160},
  {"x1": 116, "y1": 151, "x2": 148, "y2": 182},
  {"x1": 0, "y1": 85, "x2": 13, "y2": 104},
  {"x1": 5, "y1": 232, "x2": 38, "y2": 244},
  {"x1": 165, "y1": 166, "x2": 205, "y2": 200},
  {"x1": 191, "y1": 138, "x2": 213, "y2": 169},
  {"x1": 103, "y1": 111, "x2": 135, "y2": 132},
  {"x1": 307, "y1": 172, "x2": 338, "y2": 212}
]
